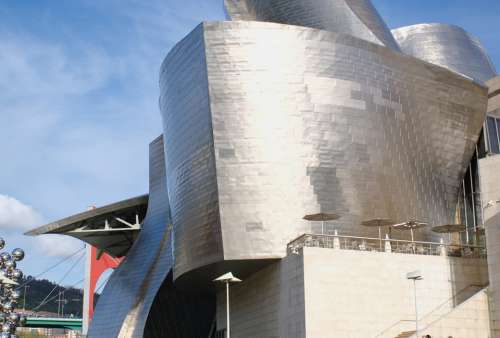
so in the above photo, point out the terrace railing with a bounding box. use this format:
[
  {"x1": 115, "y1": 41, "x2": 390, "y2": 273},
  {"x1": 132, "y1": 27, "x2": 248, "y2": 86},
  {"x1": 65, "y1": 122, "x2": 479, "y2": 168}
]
[{"x1": 287, "y1": 233, "x2": 487, "y2": 259}]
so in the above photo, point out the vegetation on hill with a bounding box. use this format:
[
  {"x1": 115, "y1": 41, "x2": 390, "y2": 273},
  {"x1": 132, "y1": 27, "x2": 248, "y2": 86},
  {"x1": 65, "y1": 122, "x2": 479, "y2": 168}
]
[{"x1": 19, "y1": 278, "x2": 85, "y2": 317}]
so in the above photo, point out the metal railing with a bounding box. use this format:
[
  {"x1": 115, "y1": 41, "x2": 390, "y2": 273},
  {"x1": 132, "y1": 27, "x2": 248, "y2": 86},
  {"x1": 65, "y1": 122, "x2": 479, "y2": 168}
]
[
  {"x1": 373, "y1": 284, "x2": 487, "y2": 338},
  {"x1": 287, "y1": 233, "x2": 487, "y2": 259}
]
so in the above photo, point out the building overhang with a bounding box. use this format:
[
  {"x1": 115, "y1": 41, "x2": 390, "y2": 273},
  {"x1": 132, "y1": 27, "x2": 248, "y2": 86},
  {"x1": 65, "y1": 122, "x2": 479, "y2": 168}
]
[{"x1": 25, "y1": 195, "x2": 148, "y2": 258}]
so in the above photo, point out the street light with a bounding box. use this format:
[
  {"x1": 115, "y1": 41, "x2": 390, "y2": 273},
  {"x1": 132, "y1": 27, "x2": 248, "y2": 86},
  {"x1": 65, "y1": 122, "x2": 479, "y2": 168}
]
[
  {"x1": 213, "y1": 272, "x2": 242, "y2": 338},
  {"x1": 484, "y1": 199, "x2": 500, "y2": 210},
  {"x1": 407, "y1": 270, "x2": 423, "y2": 337}
]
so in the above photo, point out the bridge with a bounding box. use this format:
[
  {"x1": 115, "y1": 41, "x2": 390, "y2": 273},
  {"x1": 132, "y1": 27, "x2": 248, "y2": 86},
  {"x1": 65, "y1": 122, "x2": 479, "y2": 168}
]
[
  {"x1": 25, "y1": 317, "x2": 83, "y2": 331},
  {"x1": 25, "y1": 195, "x2": 148, "y2": 333}
]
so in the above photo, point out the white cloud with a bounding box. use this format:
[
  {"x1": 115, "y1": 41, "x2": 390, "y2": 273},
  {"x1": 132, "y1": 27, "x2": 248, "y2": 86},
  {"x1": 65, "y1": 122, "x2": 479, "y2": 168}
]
[
  {"x1": 36, "y1": 235, "x2": 84, "y2": 258},
  {"x1": 0, "y1": 195, "x2": 42, "y2": 231}
]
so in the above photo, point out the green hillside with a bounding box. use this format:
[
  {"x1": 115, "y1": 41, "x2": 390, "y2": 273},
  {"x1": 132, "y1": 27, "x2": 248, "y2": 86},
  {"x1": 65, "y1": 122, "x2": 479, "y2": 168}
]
[{"x1": 20, "y1": 278, "x2": 85, "y2": 317}]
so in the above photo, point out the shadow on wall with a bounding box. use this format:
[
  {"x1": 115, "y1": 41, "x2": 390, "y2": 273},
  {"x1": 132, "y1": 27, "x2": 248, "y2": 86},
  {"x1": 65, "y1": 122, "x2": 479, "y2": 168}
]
[{"x1": 143, "y1": 270, "x2": 215, "y2": 338}]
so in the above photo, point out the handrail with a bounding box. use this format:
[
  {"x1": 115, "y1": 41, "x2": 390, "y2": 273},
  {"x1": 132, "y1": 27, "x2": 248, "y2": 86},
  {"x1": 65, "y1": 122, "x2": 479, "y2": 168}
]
[
  {"x1": 373, "y1": 320, "x2": 415, "y2": 338},
  {"x1": 287, "y1": 233, "x2": 487, "y2": 259},
  {"x1": 288, "y1": 233, "x2": 485, "y2": 249},
  {"x1": 417, "y1": 285, "x2": 488, "y2": 336},
  {"x1": 418, "y1": 284, "x2": 485, "y2": 325},
  {"x1": 373, "y1": 283, "x2": 487, "y2": 338}
]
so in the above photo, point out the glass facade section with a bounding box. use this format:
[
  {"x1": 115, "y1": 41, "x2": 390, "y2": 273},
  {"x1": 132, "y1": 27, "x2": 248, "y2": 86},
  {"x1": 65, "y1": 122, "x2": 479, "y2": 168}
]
[
  {"x1": 458, "y1": 115, "x2": 500, "y2": 244},
  {"x1": 487, "y1": 115, "x2": 500, "y2": 154}
]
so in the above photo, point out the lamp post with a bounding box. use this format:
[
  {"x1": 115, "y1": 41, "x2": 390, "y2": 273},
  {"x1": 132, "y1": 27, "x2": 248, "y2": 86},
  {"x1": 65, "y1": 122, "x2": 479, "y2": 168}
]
[
  {"x1": 407, "y1": 270, "x2": 423, "y2": 337},
  {"x1": 213, "y1": 272, "x2": 242, "y2": 338},
  {"x1": 22, "y1": 286, "x2": 29, "y2": 312},
  {"x1": 484, "y1": 200, "x2": 500, "y2": 210}
]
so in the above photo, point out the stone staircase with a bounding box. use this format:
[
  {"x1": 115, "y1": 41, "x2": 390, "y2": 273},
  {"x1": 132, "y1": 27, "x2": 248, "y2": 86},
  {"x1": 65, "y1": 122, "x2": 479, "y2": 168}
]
[
  {"x1": 390, "y1": 287, "x2": 490, "y2": 338},
  {"x1": 394, "y1": 331, "x2": 416, "y2": 338},
  {"x1": 374, "y1": 284, "x2": 487, "y2": 338}
]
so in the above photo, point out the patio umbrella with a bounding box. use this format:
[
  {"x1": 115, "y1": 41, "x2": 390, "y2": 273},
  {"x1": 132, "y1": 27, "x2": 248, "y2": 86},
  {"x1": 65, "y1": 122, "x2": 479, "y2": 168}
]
[
  {"x1": 392, "y1": 220, "x2": 428, "y2": 242},
  {"x1": 432, "y1": 224, "x2": 466, "y2": 244},
  {"x1": 361, "y1": 218, "x2": 394, "y2": 250},
  {"x1": 303, "y1": 213, "x2": 340, "y2": 235}
]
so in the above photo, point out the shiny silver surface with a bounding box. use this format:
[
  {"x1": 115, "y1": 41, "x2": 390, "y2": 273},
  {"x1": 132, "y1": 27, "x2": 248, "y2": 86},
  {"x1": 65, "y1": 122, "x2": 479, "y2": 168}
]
[
  {"x1": 160, "y1": 21, "x2": 488, "y2": 283},
  {"x1": 224, "y1": 0, "x2": 400, "y2": 50},
  {"x1": 393, "y1": 24, "x2": 497, "y2": 83},
  {"x1": 25, "y1": 195, "x2": 148, "y2": 257},
  {"x1": 88, "y1": 136, "x2": 174, "y2": 338}
]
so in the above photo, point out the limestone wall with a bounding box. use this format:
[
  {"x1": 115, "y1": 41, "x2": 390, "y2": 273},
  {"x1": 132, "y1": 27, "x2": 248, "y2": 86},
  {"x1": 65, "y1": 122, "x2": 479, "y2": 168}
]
[
  {"x1": 480, "y1": 155, "x2": 500, "y2": 338},
  {"x1": 420, "y1": 289, "x2": 490, "y2": 338},
  {"x1": 217, "y1": 247, "x2": 488, "y2": 338},
  {"x1": 303, "y1": 248, "x2": 488, "y2": 338},
  {"x1": 216, "y1": 253, "x2": 306, "y2": 338}
]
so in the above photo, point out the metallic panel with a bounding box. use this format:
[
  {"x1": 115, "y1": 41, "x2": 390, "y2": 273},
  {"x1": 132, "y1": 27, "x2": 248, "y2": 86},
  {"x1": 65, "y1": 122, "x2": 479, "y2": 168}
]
[
  {"x1": 25, "y1": 195, "x2": 148, "y2": 257},
  {"x1": 393, "y1": 24, "x2": 497, "y2": 83},
  {"x1": 25, "y1": 195, "x2": 148, "y2": 236},
  {"x1": 88, "y1": 136, "x2": 174, "y2": 338},
  {"x1": 159, "y1": 24, "x2": 224, "y2": 282},
  {"x1": 160, "y1": 21, "x2": 488, "y2": 283},
  {"x1": 223, "y1": 0, "x2": 400, "y2": 50}
]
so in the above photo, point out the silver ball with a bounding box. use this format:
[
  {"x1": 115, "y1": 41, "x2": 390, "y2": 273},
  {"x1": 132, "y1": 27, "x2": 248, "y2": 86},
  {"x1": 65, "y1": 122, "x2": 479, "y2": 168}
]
[
  {"x1": 10, "y1": 250, "x2": 23, "y2": 263},
  {"x1": 1, "y1": 323, "x2": 9, "y2": 333},
  {"x1": 2, "y1": 303, "x2": 12, "y2": 312},
  {"x1": 3, "y1": 261, "x2": 15, "y2": 271},
  {"x1": 10, "y1": 271, "x2": 21, "y2": 281},
  {"x1": 0, "y1": 254, "x2": 10, "y2": 262},
  {"x1": 7, "y1": 314, "x2": 17, "y2": 324},
  {"x1": 3, "y1": 284, "x2": 14, "y2": 291},
  {"x1": 9, "y1": 292, "x2": 19, "y2": 301},
  {"x1": 0, "y1": 240, "x2": 5, "y2": 251}
]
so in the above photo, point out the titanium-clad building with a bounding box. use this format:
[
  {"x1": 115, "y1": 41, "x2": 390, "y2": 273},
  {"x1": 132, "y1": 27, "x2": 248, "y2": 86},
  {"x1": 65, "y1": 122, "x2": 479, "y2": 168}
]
[
  {"x1": 28, "y1": 0, "x2": 499, "y2": 337},
  {"x1": 160, "y1": 17, "x2": 487, "y2": 286},
  {"x1": 392, "y1": 23, "x2": 496, "y2": 83},
  {"x1": 223, "y1": 0, "x2": 401, "y2": 50}
]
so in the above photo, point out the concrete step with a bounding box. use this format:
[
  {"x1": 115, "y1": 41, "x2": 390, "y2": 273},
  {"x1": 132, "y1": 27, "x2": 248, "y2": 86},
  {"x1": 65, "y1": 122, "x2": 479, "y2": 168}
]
[{"x1": 395, "y1": 331, "x2": 416, "y2": 338}]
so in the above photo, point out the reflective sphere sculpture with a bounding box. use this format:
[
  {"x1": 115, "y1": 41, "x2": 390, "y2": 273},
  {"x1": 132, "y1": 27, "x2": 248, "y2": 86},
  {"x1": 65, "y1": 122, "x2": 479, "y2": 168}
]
[
  {"x1": 8, "y1": 292, "x2": 19, "y2": 302},
  {"x1": 3, "y1": 261, "x2": 15, "y2": 272},
  {"x1": 7, "y1": 314, "x2": 17, "y2": 325},
  {"x1": 0, "y1": 237, "x2": 30, "y2": 335},
  {"x1": 10, "y1": 271, "x2": 21, "y2": 281},
  {"x1": 1, "y1": 323, "x2": 9, "y2": 333},
  {"x1": 10, "y1": 250, "x2": 23, "y2": 263}
]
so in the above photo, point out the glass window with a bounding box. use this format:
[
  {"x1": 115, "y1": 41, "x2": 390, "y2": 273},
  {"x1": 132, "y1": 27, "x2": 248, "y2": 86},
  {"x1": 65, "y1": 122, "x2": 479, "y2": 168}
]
[{"x1": 487, "y1": 116, "x2": 500, "y2": 154}]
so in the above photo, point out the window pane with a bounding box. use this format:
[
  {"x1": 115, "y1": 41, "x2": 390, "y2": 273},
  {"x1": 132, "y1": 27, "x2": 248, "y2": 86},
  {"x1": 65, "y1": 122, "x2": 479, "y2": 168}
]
[{"x1": 487, "y1": 116, "x2": 500, "y2": 154}]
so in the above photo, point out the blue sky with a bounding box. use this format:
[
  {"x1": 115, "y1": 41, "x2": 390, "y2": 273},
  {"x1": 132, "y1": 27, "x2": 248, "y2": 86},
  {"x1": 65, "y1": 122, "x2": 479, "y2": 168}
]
[{"x1": 0, "y1": 0, "x2": 499, "y2": 290}]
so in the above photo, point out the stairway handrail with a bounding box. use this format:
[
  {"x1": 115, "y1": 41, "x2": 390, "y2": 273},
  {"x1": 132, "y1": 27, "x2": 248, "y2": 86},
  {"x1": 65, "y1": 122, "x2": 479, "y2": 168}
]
[
  {"x1": 373, "y1": 283, "x2": 487, "y2": 338},
  {"x1": 417, "y1": 285, "x2": 488, "y2": 336},
  {"x1": 417, "y1": 283, "x2": 485, "y2": 326}
]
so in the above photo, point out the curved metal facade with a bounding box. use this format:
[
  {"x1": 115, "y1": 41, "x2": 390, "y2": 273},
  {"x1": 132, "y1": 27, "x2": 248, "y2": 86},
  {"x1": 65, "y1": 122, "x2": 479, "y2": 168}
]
[
  {"x1": 224, "y1": 0, "x2": 400, "y2": 51},
  {"x1": 88, "y1": 136, "x2": 176, "y2": 338},
  {"x1": 160, "y1": 21, "x2": 488, "y2": 283},
  {"x1": 392, "y1": 24, "x2": 497, "y2": 83}
]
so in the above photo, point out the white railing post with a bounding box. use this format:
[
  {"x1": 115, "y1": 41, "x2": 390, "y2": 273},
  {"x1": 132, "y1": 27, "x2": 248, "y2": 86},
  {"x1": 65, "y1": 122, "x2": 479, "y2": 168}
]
[
  {"x1": 384, "y1": 234, "x2": 392, "y2": 253},
  {"x1": 333, "y1": 230, "x2": 340, "y2": 249},
  {"x1": 439, "y1": 238, "x2": 447, "y2": 256}
]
